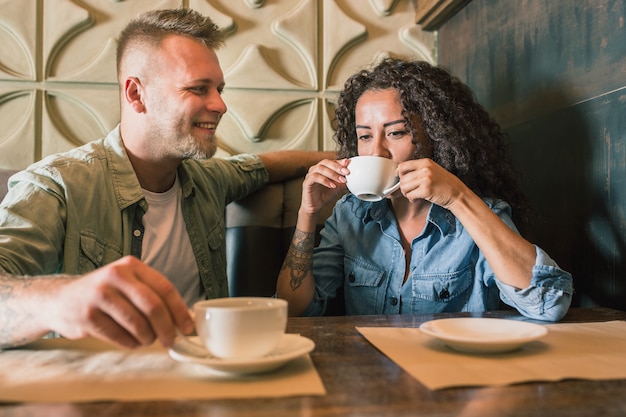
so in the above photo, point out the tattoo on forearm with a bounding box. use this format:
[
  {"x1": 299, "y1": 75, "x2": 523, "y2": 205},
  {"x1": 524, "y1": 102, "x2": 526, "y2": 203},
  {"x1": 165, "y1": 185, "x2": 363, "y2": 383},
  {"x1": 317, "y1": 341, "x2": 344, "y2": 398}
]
[
  {"x1": 281, "y1": 229, "x2": 315, "y2": 292},
  {"x1": 0, "y1": 276, "x2": 25, "y2": 347}
]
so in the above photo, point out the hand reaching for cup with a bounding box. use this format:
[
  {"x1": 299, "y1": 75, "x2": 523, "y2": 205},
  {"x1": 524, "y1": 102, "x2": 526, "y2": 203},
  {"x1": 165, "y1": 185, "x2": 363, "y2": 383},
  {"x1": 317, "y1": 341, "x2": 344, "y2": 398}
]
[{"x1": 41, "y1": 256, "x2": 194, "y2": 349}]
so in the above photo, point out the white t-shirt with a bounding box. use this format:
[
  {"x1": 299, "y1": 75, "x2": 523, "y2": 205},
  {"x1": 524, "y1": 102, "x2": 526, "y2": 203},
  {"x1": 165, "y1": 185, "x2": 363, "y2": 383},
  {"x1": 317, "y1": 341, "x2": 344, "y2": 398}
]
[{"x1": 141, "y1": 176, "x2": 201, "y2": 307}]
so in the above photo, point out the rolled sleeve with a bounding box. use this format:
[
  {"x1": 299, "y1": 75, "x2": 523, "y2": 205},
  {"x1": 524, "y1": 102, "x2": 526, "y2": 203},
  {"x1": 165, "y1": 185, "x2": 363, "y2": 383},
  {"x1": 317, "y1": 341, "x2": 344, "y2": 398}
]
[{"x1": 499, "y1": 246, "x2": 574, "y2": 321}]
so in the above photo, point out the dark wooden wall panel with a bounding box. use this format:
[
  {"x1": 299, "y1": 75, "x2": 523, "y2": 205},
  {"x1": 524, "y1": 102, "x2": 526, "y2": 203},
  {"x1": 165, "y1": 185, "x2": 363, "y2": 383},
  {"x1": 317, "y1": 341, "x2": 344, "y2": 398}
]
[
  {"x1": 438, "y1": 0, "x2": 626, "y2": 127},
  {"x1": 437, "y1": 0, "x2": 626, "y2": 309},
  {"x1": 507, "y1": 90, "x2": 626, "y2": 308}
]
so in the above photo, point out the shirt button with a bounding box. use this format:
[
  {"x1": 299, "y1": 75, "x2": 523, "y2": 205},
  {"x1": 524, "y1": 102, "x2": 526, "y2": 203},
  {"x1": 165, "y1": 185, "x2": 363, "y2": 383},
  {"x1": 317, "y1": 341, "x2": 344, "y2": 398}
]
[
  {"x1": 348, "y1": 273, "x2": 355, "y2": 283},
  {"x1": 390, "y1": 297, "x2": 398, "y2": 306},
  {"x1": 439, "y1": 288, "x2": 450, "y2": 299},
  {"x1": 133, "y1": 229, "x2": 142, "y2": 237}
]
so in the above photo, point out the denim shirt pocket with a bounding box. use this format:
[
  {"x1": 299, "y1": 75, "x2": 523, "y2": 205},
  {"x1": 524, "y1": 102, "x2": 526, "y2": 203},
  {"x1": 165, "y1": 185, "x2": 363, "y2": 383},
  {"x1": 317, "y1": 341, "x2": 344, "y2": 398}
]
[
  {"x1": 409, "y1": 265, "x2": 472, "y2": 313},
  {"x1": 79, "y1": 231, "x2": 122, "y2": 273},
  {"x1": 344, "y1": 256, "x2": 385, "y2": 314}
]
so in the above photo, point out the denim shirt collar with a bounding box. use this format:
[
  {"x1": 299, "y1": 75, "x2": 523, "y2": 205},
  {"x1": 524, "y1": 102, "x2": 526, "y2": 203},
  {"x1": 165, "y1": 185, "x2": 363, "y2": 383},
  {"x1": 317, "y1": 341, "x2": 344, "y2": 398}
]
[
  {"x1": 349, "y1": 195, "x2": 457, "y2": 237},
  {"x1": 426, "y1": 203, "x2": 458, "y2": 236}
]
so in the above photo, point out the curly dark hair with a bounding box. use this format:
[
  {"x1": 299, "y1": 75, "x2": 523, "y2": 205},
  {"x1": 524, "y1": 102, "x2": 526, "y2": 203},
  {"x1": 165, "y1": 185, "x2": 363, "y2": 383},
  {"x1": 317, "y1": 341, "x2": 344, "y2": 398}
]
[{"x1": 334, "y1": 57, "x2": 530, "y2": 229}]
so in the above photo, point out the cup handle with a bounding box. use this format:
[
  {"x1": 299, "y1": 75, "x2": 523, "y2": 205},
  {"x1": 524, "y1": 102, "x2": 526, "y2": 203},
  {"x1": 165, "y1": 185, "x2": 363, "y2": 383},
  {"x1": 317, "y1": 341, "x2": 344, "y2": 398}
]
[{"x1": 382, "y1": 179, "x2": 401, "y2": 197}]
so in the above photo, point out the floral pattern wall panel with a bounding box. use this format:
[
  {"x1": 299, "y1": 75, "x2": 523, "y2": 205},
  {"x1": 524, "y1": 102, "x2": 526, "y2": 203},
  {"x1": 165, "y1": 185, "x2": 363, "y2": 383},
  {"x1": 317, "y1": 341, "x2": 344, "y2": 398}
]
[{"x1": 0, "y1": 0, "x2": 434, "y2": 169}]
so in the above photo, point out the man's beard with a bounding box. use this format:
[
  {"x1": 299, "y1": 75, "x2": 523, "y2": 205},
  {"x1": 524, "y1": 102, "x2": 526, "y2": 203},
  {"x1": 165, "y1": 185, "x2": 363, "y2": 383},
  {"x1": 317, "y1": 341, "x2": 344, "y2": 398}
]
[{"x1": 178, "y1": 133, "x2": 218, "y2": 160}]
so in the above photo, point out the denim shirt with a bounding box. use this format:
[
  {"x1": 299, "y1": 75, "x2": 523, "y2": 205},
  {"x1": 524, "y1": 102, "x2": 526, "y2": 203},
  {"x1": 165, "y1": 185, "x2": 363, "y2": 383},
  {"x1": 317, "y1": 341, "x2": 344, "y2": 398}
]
[
  {"x1": 304, "y1": 194, "x2": 574, "y2": 321},
  {"x1": 0, "y1": 126, "x2": 268, "y2": 299}
]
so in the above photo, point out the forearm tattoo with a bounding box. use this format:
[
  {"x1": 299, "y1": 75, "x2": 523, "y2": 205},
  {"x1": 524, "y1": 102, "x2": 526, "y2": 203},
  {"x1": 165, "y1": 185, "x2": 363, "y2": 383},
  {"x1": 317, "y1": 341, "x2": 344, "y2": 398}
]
[
  {"x1": 0, "y1": 275, "x2": 29, "y2": 347},
  {"x1": 282, "y1": 229, "x2": 315, "y2": 291}
]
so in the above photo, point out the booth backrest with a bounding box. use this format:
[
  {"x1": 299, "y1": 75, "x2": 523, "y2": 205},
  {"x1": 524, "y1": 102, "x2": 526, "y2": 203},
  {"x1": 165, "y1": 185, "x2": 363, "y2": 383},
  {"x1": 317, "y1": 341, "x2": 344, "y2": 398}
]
[{"x1": 0, "y1": 168, "x2": 344, "y2": 314}]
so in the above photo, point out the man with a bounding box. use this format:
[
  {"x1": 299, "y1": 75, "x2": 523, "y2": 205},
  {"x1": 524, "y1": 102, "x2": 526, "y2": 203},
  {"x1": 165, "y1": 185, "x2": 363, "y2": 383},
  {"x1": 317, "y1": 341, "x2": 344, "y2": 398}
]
[{"x1": 0, "y1": 9, "x2": 332, "y2": 350}]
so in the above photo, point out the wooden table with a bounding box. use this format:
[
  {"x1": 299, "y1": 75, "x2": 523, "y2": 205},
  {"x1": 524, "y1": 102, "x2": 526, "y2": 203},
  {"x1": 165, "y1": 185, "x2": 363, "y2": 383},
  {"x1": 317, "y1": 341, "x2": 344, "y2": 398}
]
[{"x1": 1, "y1": 307, "x2": 626, "y2": 417}]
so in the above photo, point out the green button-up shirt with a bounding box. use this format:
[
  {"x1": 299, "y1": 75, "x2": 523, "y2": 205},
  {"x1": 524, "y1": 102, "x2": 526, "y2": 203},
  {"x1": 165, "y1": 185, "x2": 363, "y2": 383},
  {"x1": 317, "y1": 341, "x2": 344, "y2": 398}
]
[{"x1": 0, "y1": 126, "x2": 269, "y2": 299}]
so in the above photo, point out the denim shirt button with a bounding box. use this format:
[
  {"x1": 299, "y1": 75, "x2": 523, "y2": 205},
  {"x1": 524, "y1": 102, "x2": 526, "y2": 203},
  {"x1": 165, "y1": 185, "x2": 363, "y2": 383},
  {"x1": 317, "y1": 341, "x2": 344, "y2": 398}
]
[
  {"x1": 348, "y1": 272, "x2": 355, "y2": 283},
  {"x1": 390, "y1": 297, "x2": 398, "y2": 306},
  {"x1": 439, "y1": 288, "x2": 450, "y2": 299}
]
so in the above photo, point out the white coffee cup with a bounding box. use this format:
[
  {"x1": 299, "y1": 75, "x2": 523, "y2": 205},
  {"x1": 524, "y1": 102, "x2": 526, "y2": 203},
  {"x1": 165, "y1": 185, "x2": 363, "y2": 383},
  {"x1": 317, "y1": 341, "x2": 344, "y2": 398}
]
[
  {"x1": 191, "y1": 297, "x2": 288, "y2": 359},
  {"x1": 345, "y1": 156, "x2": 400, "y2": 202}
]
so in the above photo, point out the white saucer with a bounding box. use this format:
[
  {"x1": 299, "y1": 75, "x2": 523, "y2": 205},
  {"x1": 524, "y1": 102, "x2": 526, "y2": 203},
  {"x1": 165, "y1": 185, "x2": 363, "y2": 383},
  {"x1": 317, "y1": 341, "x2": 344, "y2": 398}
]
[
  {"x1": 169, "y1": 333, "x2": 315, "y2": 375},
  {"x1": 419, "y1": 317, "x2": 548, "y2": 354}
]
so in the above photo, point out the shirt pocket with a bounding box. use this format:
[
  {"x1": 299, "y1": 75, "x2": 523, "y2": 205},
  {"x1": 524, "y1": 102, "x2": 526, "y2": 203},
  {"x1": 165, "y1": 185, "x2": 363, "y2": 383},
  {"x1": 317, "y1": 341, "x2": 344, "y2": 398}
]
[
  {"x1": 204, "y1": 218, "x2": 227, "y2": 294},
  {"x1": 206, "y1": 218, "x2": 225, "y2": 252},
  {"x1": 79, "y1": 231, "x2": 122, "y2": 272},
  {"x1": 344, "y1": 255, "x2": 385, "y2": 315},
  {"x1": 409, "y1": 265, "x2": 472, "y2": 313}
]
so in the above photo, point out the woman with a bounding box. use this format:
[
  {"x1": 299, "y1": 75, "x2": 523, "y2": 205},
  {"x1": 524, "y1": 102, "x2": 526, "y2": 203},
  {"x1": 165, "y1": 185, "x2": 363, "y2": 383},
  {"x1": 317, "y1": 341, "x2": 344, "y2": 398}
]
[{"x1": 276, "y1": 58, "x2": 573, "y2": 321}]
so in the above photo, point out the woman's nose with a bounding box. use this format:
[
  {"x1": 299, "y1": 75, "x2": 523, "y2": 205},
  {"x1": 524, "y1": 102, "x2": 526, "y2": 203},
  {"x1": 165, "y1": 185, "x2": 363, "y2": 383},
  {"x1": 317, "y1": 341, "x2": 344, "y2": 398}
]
[{"x1": 370, "y1": 138, "x2": 390, "y2": 158}]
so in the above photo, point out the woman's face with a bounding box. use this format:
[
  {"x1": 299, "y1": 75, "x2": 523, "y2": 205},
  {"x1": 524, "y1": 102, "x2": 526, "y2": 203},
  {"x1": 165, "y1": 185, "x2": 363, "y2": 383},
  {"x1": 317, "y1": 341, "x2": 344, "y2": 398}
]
[{"x1": 354, "y1": 88, "x2": 428, "y2": 163}]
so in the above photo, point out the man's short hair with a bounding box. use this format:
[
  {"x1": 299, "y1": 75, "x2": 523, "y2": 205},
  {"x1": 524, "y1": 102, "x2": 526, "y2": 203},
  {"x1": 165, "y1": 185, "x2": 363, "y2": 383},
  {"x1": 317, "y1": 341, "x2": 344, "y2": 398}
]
[{"x1": 116, "y1": 8, "x2": 225, "y2": 76}]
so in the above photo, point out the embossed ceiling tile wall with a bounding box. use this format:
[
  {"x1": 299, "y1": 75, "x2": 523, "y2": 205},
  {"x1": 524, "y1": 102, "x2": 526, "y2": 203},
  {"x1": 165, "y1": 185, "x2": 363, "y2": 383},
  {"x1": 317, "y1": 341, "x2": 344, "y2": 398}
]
[
  {"x1": 202, "y1": 0, "x2": 317, "y2": 89},
  {"x1": 41, "y1": 0, "x2": 181, "y2": 158},
  {"x1": 0, "y1": 0, "x2": 182, "y2": 169},
  {"x1": 0, "y1": 0, "x2": 37, "y2": 168},
  {"x1": 0, "y1": 88, "x2": 36, "y2": 167},
  {"x1": 198, "y1": 0, "x2": 319, "y2": 154},
  {"x1": 41, "y1": 88, "x2": 121, "y2": 156},
  {"x1": 325, "y1": 0, "x2": 436, "y2": 90},
  {"x1": 45, "y1": 0, "x2": 181, "y2": 83},
  {"x1": 202, "y1": 0, "x2": 436, "y2": 154},
  {"x1": 0, "y1": 0, "x2": 37, "y2": 81},
  {"x1": 217, "y1": 90, "x2": 320, "y2": 155},
  {"x1": 0, "y1": 0, "x2": 436, "y2": 168}
]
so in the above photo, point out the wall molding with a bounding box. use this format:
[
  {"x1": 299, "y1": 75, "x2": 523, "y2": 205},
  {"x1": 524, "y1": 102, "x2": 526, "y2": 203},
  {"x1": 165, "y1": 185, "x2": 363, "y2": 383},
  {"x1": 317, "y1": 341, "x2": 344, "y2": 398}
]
[{"x1": 414, "y1": 0, "x2": 472, "y2": 30}]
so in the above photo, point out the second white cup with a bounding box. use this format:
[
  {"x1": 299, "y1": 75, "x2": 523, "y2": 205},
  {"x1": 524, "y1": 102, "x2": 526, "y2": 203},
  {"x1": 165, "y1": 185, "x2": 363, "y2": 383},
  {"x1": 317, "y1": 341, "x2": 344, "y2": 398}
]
[{"x1": 192, "y1": 297, "x2": 288, "y2": 359}]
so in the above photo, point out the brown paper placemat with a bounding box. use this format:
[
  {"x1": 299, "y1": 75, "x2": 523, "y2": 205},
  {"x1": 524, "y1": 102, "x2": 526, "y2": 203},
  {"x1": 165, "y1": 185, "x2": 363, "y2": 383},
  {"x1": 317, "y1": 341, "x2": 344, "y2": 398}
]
[
  {"x1": 0, "y1": 335, "x2": 325, "y2": 403},
  {"x1": 357, "y1": 320, "x2": 626, "y2": 390}
]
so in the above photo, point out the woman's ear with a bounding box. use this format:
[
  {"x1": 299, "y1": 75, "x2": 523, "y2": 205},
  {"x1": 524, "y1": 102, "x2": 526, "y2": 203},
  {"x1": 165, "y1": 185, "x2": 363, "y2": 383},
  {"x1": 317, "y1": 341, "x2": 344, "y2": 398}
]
[{"x1": 123, "y1": 77, "x2": 145, "y2": 113}]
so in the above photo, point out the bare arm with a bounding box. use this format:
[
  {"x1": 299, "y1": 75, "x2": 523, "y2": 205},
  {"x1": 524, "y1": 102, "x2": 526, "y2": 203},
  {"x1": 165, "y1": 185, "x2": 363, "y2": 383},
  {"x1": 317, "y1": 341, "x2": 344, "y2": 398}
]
[
  {"x1": 276, "y1": 223, "x2": 318, "y2": 316},
  {"x1": 446, "y1": 189, "x2": 536, "y2": 289},
  {"x1": 258, "y1": 151, "x2": 336, "y2": 183},
  {"x1": 398, "y1": 158, "x2": 536, "y2": 289},
  {"x1": 0, "y1": 256, "x2": 194, "y2": 349},
  {"x1": 276, "y1": 159, "x2": 348, "y2": 316},
  {"x1": 0, "y1": 275, "x2": 52, "y2": 347}
]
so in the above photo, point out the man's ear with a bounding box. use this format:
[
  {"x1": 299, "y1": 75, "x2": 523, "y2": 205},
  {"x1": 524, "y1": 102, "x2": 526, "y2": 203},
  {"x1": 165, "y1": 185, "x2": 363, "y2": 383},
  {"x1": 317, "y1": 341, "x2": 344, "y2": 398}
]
[{"x1": 124, "y1": 77, "x2": 145, "y2": 113}]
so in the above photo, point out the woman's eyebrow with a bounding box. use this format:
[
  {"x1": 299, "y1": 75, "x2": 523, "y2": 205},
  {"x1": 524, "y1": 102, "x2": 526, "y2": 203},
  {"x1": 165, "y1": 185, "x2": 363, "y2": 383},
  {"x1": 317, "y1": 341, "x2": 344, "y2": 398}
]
[
  {"x1": 356, "y1": 119, "x2": 405, "y2": 129},
  {"x1": 383, "y1": 119, "x2": 406, "y2": 128}
]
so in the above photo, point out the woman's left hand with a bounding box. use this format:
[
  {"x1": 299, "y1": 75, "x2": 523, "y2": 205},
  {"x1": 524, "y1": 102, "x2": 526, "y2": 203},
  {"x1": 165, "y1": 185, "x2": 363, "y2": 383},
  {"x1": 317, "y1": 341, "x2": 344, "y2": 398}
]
[{"x1": 396, "y1": 158, "x2": 467, "y2": 209}]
